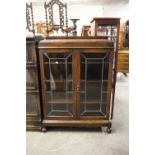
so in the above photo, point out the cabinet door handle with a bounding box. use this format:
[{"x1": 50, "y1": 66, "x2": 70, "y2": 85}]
[
  {"x1": 72, "y1": 84, "x2": 76, "y2": 91},
  {"x1": 76, "y1": 85, "x2": 80, "y2": 91}
]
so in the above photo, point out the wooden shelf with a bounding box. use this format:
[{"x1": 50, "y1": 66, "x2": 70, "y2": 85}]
[
  {"x1": 46, "y1": 91, "x2": 73, "y2": 93},
  {"x1": 26, "y1": 90, "x2": 39, "y2": 93},
  {"x1": 44, "y1": 62, "x2": 72, "y2": 65},
  {"x1": 26, "y1": 62, "x2": 37, "y2": 68},
  {"x1": 45, "y1": 80, "x2": 107, "y2": 83},
  {"x1": 45, "y1": 80, "x2": 72, "y2": 82},
  {"x1": 47, "y1": 100, "x2": 106, "y2": 104},
  {"x1": 44, "y1": 62, "x2": 110, "y2": 65},
  {"x1": 96, "y1": 34, "x2": 117, "y2": 38}
]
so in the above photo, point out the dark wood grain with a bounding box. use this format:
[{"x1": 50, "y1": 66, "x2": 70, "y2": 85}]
[
  {"x1": 26, "y1": 38, "x2": 42, "y2": 131},
  {"x1": 38, "y1": 38, "x2": 114, "y2": 132}
]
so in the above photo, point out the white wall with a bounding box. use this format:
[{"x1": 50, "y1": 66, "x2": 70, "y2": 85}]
[
  {"x1": 67, "y1": 5, "x2": 103, "y2": 35},
  {"x1": 68, "y1": 3, "x2": 129, "y2": 35},
  {"x1": 32, "y1": 3, "x2": 129, "y2": 35},
  {"x1": 33, "y1": 5, "x2": 45, "y2": 22}
]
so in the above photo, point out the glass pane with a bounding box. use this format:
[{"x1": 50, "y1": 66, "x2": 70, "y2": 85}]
[
  {"x1": 80, "y1": 53, "x2": 109, "y2": 117},
  {"x1": 26, "y1": 92, "x2": 38, "y2": 115},
  {"x1": 43, "y1": 52, "x2": 73, "y2": 117},
  {"x1": 97, "y1": 24, "x2": 117, "y2": 41}
]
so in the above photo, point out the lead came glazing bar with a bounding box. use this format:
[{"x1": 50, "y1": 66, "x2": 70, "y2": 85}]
[
  {"x1": 100, "y1": 57, "x2": 105, "y2": 112},
  {"x1": 84, "y1": 57, "x2": 87, "y2": 112},
  {"x1": 49, "y1": 58, "x2": 54, "y2": 112},
  {"x1": 65, "y1": 57, "x2": 69, "y2": 112}
]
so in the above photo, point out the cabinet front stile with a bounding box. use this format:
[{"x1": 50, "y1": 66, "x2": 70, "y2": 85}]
[{"x1": 39, "y1": 49, "x2": 47, "y2": 119}]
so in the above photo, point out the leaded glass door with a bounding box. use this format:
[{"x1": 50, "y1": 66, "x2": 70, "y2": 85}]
[
  {"x1": 78, "y1": 50, "x2": 113, "y2": 119},
  {"x1": 40, "y1": 50, "x2": 76, "y2": 119}
]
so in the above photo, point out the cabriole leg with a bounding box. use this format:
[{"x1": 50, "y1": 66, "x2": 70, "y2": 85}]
[
  {"x1": 106, "y1": 123, "x2": 112, "y2": 133},
  {"x1": 42, "y1": 127, "x2": 47, "y2": 132}
]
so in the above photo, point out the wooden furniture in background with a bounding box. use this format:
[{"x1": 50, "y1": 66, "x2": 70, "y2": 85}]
[
  {"x1": 124, "y1": 20, "x2": 129, "y2": 48},
  {"x1": 117, "y1": 50, "x2": 129, "y2": 74},
  {"x1": 39, "y1": 38, "x2": 115, "y2": 133},
  {"x1": 81, "y1": 25, "x2": 91, "y2": 36},
  {"x1": 35, "y1": 21, "x2": 47, "y2": 36},
  {"x1": 90, "y1": 18, "x2": 120, "y2": 40},
  {"x1": 118, "y1": 22, "x2": 125, "y2": 49},
  {"x1": 44, "y1": 0, "x2": 72, "y2": 36},
  {"x1": 26, "y1": 2, "x2": 35, "y2": 35},
  {"x1": 26, "y1": 38, "x2": 42, "y2": 130}
]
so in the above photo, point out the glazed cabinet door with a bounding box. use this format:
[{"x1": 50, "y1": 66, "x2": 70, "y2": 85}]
[
  {"x1": 77, "y1": 49, "x2": 114, "y2": 119},
  {"x1": 40, "y1": 49, "x2": 76, "y2": 119}
]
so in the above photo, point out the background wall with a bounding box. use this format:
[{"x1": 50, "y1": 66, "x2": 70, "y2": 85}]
[{"x1": 32, "y1": 1, "x2": 129, "y2": 35}]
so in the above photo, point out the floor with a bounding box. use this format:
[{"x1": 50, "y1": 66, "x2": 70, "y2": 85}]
[{"x1": 26, "y1": 74, "x2": 129, "y2": 155}]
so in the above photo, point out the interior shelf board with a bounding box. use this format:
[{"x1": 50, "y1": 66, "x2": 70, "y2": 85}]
[
  {"x1": 44, "y1": 62, "x2": 110, "y2": 65},
  {"x1": 47, "y1": 100, "x2": 106, "y2": 104},
  {"x1": 44, "y1": 62, "x2": 72, "y2": 64},
  {"x1": 45, "y1": 79, "x2": 72, "y2": 82},
  {"x1": 45, "y1": 80, "x2": 107, "y2": 83}
]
